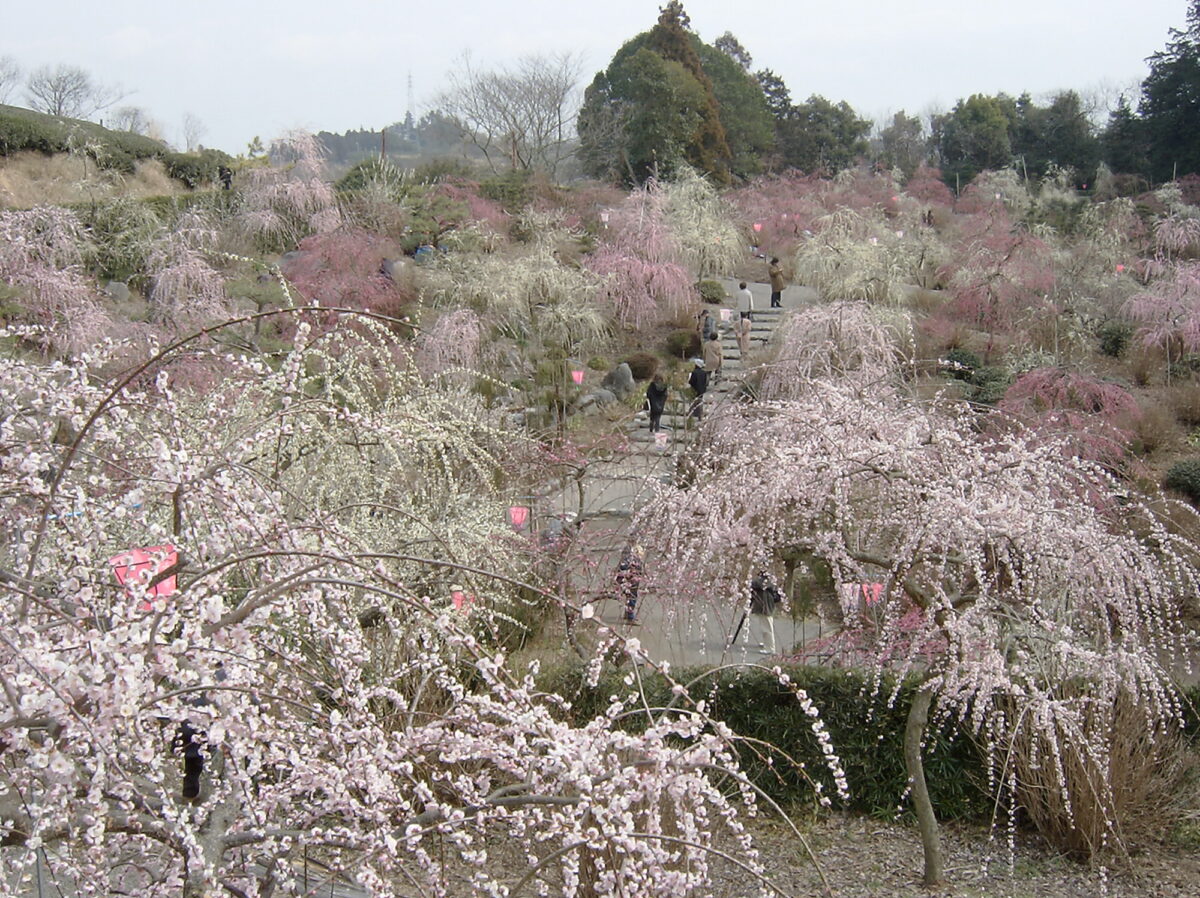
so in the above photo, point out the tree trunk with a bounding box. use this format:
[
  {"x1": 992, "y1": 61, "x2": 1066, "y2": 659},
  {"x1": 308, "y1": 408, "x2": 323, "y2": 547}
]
[{"x1": 904, "y1": 686, "x2": 943, "y2": 886}]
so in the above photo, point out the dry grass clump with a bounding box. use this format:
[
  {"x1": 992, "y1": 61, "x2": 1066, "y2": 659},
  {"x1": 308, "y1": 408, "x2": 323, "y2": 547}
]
[
  {"x1": 1130, "y1": 397, "x2": 1183, "y2": 456},
  {"x1": 1167, "y1": 381, "x2": 1200, "y2": 428},
  {"x1": 1005, "y1": 692, "x2": 1197, "y2": 862},
  {"x1": 0, "y1": 152, "x2": 184, "y2": 208}
]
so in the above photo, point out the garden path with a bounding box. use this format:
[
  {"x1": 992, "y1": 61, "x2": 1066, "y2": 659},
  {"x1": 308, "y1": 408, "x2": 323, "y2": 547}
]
[{"x1": 535, "y1": 278, "x2": 827, "y2": 668}]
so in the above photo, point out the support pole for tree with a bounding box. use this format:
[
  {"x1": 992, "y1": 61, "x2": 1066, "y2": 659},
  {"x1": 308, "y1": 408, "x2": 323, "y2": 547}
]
[{"x1": 904, "y1": 686, "x2": 943, "y2": 886}]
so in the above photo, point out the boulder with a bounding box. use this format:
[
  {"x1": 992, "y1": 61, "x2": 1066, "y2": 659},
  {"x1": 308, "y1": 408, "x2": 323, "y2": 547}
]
[
  {"x1": 577, "y1": 389, "x2": 617, "y2": 414},
  {"x1": 104, "y1": 281, "x2": 130, "y2": 303},
  {"x1": 601, "y1": 362, "x2": 635, "y2": 400}
]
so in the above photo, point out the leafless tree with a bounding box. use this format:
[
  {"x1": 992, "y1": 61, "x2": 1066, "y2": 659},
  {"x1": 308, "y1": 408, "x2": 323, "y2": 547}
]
[
  {"x1": 110, "y1": 105, "x2": 154, "y2": 135},
  {"x1": 435, "y1": 52, "x2": 583, "y2": 179},
  {"x1": 182, "y1": 111, "x2": 207, "y2": 151},
  {"x1": 0, "y1": 55, "x2": 20, "y2": 104},
  {"x1": 25, "y1": 63, "x2": 124, "y2": 119}
]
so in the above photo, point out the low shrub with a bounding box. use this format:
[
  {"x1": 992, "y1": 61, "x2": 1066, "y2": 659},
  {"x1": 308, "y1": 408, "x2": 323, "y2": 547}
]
[
  {"x1": 940, "y1": 347, "x2": 980, "y2": 380},
  {"x1": 622, "y1": 351, "x2": 658, "y2": 381},
  {"x1": 697, "y1": 279, "x2": 726, "y2": 304},
  {"x1": 1165, "y1": 458, "x2": 1200, "y2": 502},
  {"x1": 161, "y1": 149, "x2": 233, "y2": 189},
  {"x1": 538, "y1": 663, "x2": 990, "y2": 821},
  {"x1": 967, "y1": 366, "x2": 1010, "y2": 405},
  {"x1": 665, "y1": 328, "x2": 700, "y2": 359},
  {"x1": 1097, "y1": 319, "x2": 1133, "y2": 358},
  {"x1": 479, "y1": 170, "x2": 534, "y2": 212},
  {"x1": 1129, "y1": 399, "x2": 1179, "y2": 456}
]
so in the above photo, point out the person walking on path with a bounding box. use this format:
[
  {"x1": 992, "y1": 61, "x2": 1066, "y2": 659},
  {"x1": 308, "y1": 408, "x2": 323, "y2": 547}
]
[
  {"x1": 768, "y1": 258, "x2": 786, "y2": 308},
  {"x1": 731, "y1": 572, "x2": 780, "y2": 654},
  {"x1": 703, "y1": 332, "x2": 723, "y2": 381},
  {"x1": 735, "y1": 311, "x2": 753, "y2": 356},
  {"x1": 615, "y1": 544, "x2": 645, "y2": 623},
  {"x1": 737, "y1": 281, "x2": 754, "y2": 320},
  {"x1": 698, "y1": 309, "x2": 717, "y2": 343},
  {"x1": 645, "y1": 373, "x2": 668, "y2": 432},
  {"x1": 688, "y1": 359, "x2": 709, "y2": 420}
]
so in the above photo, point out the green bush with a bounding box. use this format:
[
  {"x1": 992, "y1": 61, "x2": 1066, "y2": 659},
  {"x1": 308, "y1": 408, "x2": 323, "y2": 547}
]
[
  {"x1": 622, "y1": 351, "x2": 659, "y2": 380},
  {"x1": 698, "y1": 279, "x2": 726, "y2": 304},
  {"x1": 538, "y1": 663, "x2": 990, "y2": 821},
  {"x1": 161, "y1": 148, "x2": 233, "y2": 189},
  {"x1": 1097, "y1": 320, "x2": 1133, "y2": 358},
  {"x1": 941, "y1": 347, "x2": 980, "y2": 380},
  {"x1": 1165, "y1": 458, "x2": 1200, "y2": 502},
  {"x1": 0, "y1": 104, "x2": 165, "y2": 170},
  {"x1": 479, "y1": 170, "x2": 533, "y2": 211},
  {"x1": 665, "y1": 328, "x2": 701, "y2": 359},
  {"x1": 967, "y1": 366, "x2": 1011, "y2": 405},
  {"x1": 79, "y1": 197, "x2": 163, "y2": 284}
]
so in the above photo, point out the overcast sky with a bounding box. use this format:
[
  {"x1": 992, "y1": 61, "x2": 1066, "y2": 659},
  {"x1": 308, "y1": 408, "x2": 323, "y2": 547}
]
[{"x1": 1, "y1": 1, "x2": 1189, "y2": 154}]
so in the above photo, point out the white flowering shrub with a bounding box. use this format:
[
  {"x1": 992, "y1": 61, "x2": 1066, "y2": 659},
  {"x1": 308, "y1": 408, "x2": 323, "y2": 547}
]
[
  {"x1": 636, "y1": 362, "x2": 1199, "y2": 879},
  {"x1": 0, "y1": 315, "x2": 821, "y2": 896}
]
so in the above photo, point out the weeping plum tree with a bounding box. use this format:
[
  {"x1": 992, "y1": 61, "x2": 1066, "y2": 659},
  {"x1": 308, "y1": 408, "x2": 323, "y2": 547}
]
[
  {"x1": 635, "y1": 303, "x2": 1198, "y2": 884},
  {"x1": 0, "y1": 205, "x2": 114, "y2": 354},
  {"x1": 0, "y1": 314, "x2": 830, "y2": 897}
]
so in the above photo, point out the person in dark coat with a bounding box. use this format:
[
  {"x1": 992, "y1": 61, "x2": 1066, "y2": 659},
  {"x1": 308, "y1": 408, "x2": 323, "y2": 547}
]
[
  {"x1": 688, "y1": 359, "x2": 708, "y2": 420},
  {"x1": 646, "y1": 373, "x2": 668, "y2": 432}
]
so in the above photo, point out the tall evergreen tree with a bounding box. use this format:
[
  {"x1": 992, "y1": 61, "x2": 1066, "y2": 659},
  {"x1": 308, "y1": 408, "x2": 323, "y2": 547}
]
[
  {"x1": 648, "y1": 2, "x2": 732, "y2": 183},
  {"x1": 1140, "y1": 1, "x2": 1200, "y2": 181},
  {"x1": 1102, "y1": 96, "x2": 1151, "y2": 178}
]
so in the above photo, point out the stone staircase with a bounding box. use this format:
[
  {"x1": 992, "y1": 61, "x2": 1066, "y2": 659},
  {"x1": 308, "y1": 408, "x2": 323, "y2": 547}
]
[{"x1": 626, "y1": 306, "x2": 786, "y2": 454}]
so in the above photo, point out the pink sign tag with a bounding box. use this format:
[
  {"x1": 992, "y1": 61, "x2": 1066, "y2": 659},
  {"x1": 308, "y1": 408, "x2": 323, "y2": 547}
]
[{"x1": 109, "y1": 544, "x2": 178, "y2": 610}]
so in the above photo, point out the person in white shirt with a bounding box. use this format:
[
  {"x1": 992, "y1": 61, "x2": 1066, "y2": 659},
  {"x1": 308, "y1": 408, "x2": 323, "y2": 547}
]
[{"x1": 737, "y1": 281, "x2": 754, "y2": 320}]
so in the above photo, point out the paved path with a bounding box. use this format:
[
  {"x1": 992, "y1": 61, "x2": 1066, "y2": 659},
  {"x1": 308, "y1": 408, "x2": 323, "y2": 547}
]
[{"x1": 536, "y1": 276, "x2": 831, "y2": 668}]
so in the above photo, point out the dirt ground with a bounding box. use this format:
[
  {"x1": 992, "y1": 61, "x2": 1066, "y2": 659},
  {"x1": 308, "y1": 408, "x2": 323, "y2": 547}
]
[{"x1": 734, "y1": 811, "x2": 1200, "y2": 898}]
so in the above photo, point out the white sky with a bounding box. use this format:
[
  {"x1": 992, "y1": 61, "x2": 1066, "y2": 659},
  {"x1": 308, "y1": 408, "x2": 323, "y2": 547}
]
[{"x1": 1, "y1": 0, "x2": 1188, "y2": 155}]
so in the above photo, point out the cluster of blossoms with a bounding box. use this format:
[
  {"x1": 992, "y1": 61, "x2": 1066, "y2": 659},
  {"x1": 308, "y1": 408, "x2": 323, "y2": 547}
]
[
  {"x1": 0, "y1": 319, "x2": 799, "y2": 897},
  {"x1": 635, "y1": 301, "x2": 1199, "y2": 870}
]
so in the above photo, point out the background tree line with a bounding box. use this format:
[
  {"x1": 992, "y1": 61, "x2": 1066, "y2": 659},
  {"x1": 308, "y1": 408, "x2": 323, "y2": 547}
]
[{"x1": 409, "y1": 0, "x2": 1200, "y2": 194}]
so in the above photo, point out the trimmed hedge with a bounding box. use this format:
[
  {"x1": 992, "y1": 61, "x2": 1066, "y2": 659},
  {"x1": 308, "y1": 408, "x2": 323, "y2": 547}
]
[
  {"x1": 161, "y1": 148, "x2": 233, "y2": 189},
  {"x1": 0, "y1": 103, "x2": 166, "y2": 172},
  {"x1": 539, "y1": 663, "x2": 991, "y2": 821}
]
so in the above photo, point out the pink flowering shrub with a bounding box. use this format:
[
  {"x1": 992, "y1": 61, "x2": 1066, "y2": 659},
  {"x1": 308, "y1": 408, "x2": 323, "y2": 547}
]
[
  {"x1": 281, "y1": 228, "x2": 414, "y2": 324},
  {"x1": 934, "y1": 204, "x2": 1056, "y2": 358},
  {"x1": 147, "y1": 211, "x2": 231, "y2": 327},
  {"x1": 414, "y1": 308, "x2": 484, "y2": 381},
  {"x1": 236, "y1": 130, "x2": 342, "y2": 252},
  {"x1": 995, "y1": 367, "x2": 1143, "y2": 468},
  {"x1": 1125, "y1": 261, "x2": 1200, "y2": 355},
  {"x1": 583, "y1": 182, "x2": 693, "y2": 329},
  {"x1": 903, "y1": 165, "x2": 956, "y2": 207},
  {"x1": 429, "y1": 178, "x2": 510, "y2": 236}
]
